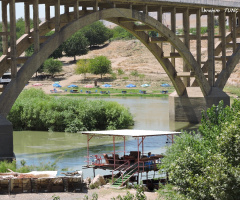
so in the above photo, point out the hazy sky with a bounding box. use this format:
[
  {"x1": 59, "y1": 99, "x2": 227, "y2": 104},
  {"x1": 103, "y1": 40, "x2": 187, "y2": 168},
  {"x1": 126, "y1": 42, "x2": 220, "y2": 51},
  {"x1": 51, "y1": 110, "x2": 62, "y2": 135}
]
[{"x1": 0, "y1": 2, "x2": 68, "y2": 20}]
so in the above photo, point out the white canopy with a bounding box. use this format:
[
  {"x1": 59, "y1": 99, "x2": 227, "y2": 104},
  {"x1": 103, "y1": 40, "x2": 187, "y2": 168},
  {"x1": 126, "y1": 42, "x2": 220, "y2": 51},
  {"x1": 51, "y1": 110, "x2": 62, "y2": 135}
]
[{"x1": 81, "y1": 129, "x2": 181, "y2": 137}]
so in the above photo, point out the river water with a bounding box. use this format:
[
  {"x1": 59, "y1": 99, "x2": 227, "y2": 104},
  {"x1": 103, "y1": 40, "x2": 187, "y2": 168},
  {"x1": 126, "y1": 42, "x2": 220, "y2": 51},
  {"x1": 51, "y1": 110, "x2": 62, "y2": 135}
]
[{"x1": 13, "y1": 96, "x2": 196, "y2": 177}]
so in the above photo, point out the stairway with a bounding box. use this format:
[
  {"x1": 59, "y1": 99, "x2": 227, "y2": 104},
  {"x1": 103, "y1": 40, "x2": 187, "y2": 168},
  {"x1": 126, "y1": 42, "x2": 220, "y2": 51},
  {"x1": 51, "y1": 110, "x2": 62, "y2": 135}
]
[{"x1": 112, "y1": 164, "x2": 138, "y2": 187}]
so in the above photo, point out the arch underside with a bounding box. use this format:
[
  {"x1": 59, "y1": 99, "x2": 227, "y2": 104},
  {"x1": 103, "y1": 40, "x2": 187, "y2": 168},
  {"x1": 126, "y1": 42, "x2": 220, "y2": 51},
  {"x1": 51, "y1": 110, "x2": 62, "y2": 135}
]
[{"x1": 0, "y1": 8, "x2": 239, "y2": 116}]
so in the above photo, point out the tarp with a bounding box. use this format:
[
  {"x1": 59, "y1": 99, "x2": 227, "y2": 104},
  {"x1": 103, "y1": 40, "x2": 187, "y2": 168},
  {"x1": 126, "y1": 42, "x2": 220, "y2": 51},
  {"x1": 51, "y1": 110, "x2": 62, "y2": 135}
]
[
  {"x1": 53, "y1": 83, "x2": 62, "y2": 87},
  {"x1": 32, "y1": 83, "x2": 42, "y2": 86},
  {"x1": 68, "y1": 84, "x2": 78, "y2": 88},
  {"x1": 126, "y1": 84, "x2": 136, "y2": 88},
  {"x1": 141, "y1": 84, "x2": 150, "y2": 87},
  {"x1": 102, "y1": 84, "x2": 112, "y2": 87},
  {"x1": 161, "y1": 83, "x2": 170, "y2": 87},
  {"x1": 84, "y1": 84, "x2": 94, "y2": 88}
]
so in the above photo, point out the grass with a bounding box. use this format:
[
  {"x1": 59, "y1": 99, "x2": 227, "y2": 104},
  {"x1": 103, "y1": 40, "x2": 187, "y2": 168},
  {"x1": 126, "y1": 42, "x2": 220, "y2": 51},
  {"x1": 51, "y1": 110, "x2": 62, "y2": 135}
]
[
  {"x1": 0, "y1": 158, "x2": 63, "y2": 173},
  {"x1": 224, "y1": 85, "x2": 240, "y2": 97},
  {"x1": 157, "y1": 184, "x2": 186, "y2": 200},
  {"x1": 52, "y1": 86, "x2": 173, "y2": 97}
]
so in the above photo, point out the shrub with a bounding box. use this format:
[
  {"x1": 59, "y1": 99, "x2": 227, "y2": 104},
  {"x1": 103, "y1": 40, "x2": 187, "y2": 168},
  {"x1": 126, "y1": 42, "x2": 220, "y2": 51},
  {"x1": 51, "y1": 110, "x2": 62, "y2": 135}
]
[
  {"x1": 43, "y1": 58, "x2": 63, "y2": 77},
  {"x1": 8, "y1": 88, "x2": 134, "y2": 132},
  {"x1": 160, "y1": 100, "x2": 240, "y2": 199}
]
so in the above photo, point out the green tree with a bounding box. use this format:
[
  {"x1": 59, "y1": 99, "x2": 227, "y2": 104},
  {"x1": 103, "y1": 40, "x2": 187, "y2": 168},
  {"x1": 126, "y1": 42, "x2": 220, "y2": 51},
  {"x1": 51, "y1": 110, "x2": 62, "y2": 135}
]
[
  {"x1": 161, "y1": 100, "x2": 240, "y2": 199},
  {"x1": 89, "y1": 56, "x2": 112, "y2": 79},
  {"x1": 75, "y1": 59, "x2": 90, "y2": 79},
  {"x1": 43, "y1": 58, "x2": 63, "y2": 77},
  {"x1": 111, "y1": 26, "x2": 134, "y2": 40},
  {"x1": 81, "y1": 21, "x2": 111, "y2": 47},
  {"x1": 63, "y1": 31, "x2": 89, "y2": 61}
]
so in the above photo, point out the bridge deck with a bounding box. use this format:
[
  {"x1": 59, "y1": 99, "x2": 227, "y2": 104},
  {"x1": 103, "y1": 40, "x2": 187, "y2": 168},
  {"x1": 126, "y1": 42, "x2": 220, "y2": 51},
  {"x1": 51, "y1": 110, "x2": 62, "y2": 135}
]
[{"x1": 9, "y1": 0, "x2": 240, "y2": 8}]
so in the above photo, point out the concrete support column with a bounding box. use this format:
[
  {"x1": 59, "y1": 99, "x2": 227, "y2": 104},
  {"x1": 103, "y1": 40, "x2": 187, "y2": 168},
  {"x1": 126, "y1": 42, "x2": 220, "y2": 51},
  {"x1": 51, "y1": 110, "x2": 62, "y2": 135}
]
[
  {"x1": 94, "y1": 1, "x2": 98, "y2": 11},
  {"x1": 196, "y1": 9, "x2": 201, "y2": 66},
  {"x1": 171, "y1": 7, "x2": 176, "y2": 67},
  {"x1": 183, "y1": 8, "x2": 190, "y2": 86},
  {"x1": 33, "y1": 0, "x2": 39, "y2": 53},
  {"x1": 24, "y1": 3, "x2": 30, "y2": 34},
  {"x1": 232, "y1": 13, "x2": 237, "y2": 52},
  {"x1": 74, "y1": 0, "x2": 79, "y2": 20},
  {"x1": 207, "y1": 12, "x2": 215, "y2": 87},
  {"x1": 64, "y1": 5, "x2": 70, "y2": 22},
  {"x1": 10, "y1": 0, "x2": 17, "y2": 78},
  {"x1": 229, "y1": 15, "x2": 232, "y2": 32},
  {"x1": 55, "y1": 0, "x2": 61, "y2": 32},
  {"x1": 45, "y1": 4, "x2": 50, "y2": 21},
  {"x1": 143, "y1": 5, "x2": 148, "y2": 15},
  {"x1": 219, "y1": 11, "x2": 226, "y2": 70},
  {"x1": 0, "y1": 115, "x2": 15, "y2": 161},
  {"x1": 157, "y1": 6, "x2": 163, "y2": 50},
  {"x1": 169, "y1": 88, "x2": 230, "y2": 123},
  {"x1": 2, "y1": 1, "x2": 8, "y2": 55}
]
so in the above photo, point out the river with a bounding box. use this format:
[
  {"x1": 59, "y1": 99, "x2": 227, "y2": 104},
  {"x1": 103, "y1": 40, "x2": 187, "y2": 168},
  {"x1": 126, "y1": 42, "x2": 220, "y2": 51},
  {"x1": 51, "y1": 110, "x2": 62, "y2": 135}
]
[{"x1": 13, "y1": 96, "x2": 196, "y2": 177}]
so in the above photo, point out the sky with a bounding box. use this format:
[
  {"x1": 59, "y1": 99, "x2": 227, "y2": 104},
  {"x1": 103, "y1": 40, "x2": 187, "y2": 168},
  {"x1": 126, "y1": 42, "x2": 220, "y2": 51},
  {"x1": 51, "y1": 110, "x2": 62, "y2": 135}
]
[{"x1": 0, "y1": 2, "x2": 69, "y2": 21}]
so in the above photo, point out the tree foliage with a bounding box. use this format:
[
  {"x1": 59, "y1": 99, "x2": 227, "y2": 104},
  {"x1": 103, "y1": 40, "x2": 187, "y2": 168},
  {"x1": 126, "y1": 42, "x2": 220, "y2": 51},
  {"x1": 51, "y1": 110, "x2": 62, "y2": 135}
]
[
  {"x1": 89, "y1": 56, "x2": 112, "y2": 79},
  {"x1": 81, "y1": 21, "x2": 112, "y2": 47},
  {"x1": 111, "y1": 26, "x2": 135, "y2": 40},
  {"x1": 75, "y1": 59, "x2": 90, "y2": 79},
  {"x1": 161, "y1": 100, "x2": 240, "y2": 199},
  {"x1": 63, "y1": 31, "x2": 89, "y2": 61},
  {"x1": 8, "y1": 88, "x2": 134, "y2": 132},
  {"x1": 43, "y1": 58, "x2": 63, "y2": 77}
]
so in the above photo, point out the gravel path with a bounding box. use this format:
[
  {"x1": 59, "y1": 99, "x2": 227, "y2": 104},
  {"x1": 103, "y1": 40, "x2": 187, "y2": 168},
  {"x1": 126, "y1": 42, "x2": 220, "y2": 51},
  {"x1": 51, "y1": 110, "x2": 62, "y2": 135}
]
[{"x1": 0, "y1": 187, "x2": 159, "y2": 200}]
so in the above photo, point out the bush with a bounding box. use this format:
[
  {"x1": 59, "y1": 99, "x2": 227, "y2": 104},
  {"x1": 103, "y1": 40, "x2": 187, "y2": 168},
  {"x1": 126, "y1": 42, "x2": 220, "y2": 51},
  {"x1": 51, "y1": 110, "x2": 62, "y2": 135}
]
[
  {"x1": 0, "y1": 158, "x2": 60, "y2": 173},
  {"x1": 161, "y1": 100, "x2": 240, "y2": 199},
  {"x1": 8, "y1": 88, "x2": 134, "y2": 132},
  {"x1": 110, "y1": 26, "x2": 135, "y2": 40},
  {"x1": 43, "y1": 58, "x2": 63, "y2": 77}
]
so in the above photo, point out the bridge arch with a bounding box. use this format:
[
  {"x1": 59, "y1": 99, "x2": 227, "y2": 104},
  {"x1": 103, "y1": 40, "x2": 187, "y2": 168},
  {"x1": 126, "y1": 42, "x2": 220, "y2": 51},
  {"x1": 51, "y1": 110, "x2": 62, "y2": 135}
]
[{"x1": 0, "y1": 8, "x2": 211, "y2": 117}]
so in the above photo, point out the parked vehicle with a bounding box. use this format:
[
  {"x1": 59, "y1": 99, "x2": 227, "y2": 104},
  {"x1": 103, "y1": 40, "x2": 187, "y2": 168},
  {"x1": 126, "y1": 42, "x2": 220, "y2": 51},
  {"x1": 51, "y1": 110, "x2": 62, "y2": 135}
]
[{"x1": 0, "y1": 72, "x2": 11, "y2": 85}]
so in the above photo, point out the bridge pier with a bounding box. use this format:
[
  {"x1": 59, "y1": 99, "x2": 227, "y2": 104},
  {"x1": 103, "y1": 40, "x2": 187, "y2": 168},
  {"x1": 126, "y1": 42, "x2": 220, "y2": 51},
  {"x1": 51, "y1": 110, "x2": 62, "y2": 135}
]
[
  {"x1": 0, "y1": 115, "x2": 15, "y2": 161},
  {"x1": 169, "y1": 87, "x2": 230, "y2": 123}
]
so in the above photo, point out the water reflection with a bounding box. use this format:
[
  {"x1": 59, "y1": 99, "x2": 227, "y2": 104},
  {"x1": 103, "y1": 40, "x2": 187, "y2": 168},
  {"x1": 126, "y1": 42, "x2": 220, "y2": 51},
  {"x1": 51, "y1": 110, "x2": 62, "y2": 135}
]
[{"x1": 14, "y1": 96, "x2": 196, "y2": 175}]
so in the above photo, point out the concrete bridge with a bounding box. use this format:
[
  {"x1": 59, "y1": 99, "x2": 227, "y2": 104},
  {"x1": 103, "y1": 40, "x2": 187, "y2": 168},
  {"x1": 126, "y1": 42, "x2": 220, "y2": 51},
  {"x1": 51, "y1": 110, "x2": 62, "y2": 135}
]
[{"x1": 0, "y1": 0, "x2": 240, "y2": 160}]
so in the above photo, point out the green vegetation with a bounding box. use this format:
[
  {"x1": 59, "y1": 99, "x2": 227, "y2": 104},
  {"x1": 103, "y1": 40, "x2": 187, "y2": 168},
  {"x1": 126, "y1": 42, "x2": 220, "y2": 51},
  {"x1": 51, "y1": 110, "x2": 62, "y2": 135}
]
[
  {"x1": 81, "y1": 21, "x2": 112, "y2": 47},
  {"x1": 8, "y1": 88, "x2": 134, "y2": 132},
  {"x1": 75, "y1": 59, "x2": 91, "y2": 79},
  {"x1": 224, "y1": 85, "x2": 240, "y2": 97},
  {"x1": 56, "y1": 87, "x2": 169, "y2": 97},
  {"x1": 84, "y1": 193, "x2": 98, "y2": 200},
  {"x1": 43, "y1": 58, "x2": 63, "y2": 77},
  {"x1": 89, "y1": 56, "x2": 112, "y2": 79},
  {"x1": 177, "y1": 26, "x2": 208, "y2": 35},
  {"x1": 111, "y1": 26, "x2": 135, "y2": 40},
  {"x1": 111, "y1": 184, "x2": 146, "y2": 200},
  {"x1": 160, "y1": 100, "x2": 240, "y2": 199},
  {"x1": 158, "y1": 184, "x2": 185, "y2": 200},
  {"x1": 63, "y1": 31, "x2": 89, "y2": 61},
  {"x1": 0, "y1": 159, "x2": 59, "y2": 173}
]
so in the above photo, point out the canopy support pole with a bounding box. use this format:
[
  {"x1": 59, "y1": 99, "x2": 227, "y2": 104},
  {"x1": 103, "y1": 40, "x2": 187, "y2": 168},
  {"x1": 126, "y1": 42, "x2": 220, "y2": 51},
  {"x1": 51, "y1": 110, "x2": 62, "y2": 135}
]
[
  {"x1": 87, "y1": 135, "x2": 94, "y2": 166},
  {"x1": 113, "y1": 136, "x2": 115, "y2": 169},
  {"x1": 137, "y1": 137, "x2": 140, "y2": 172}
]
